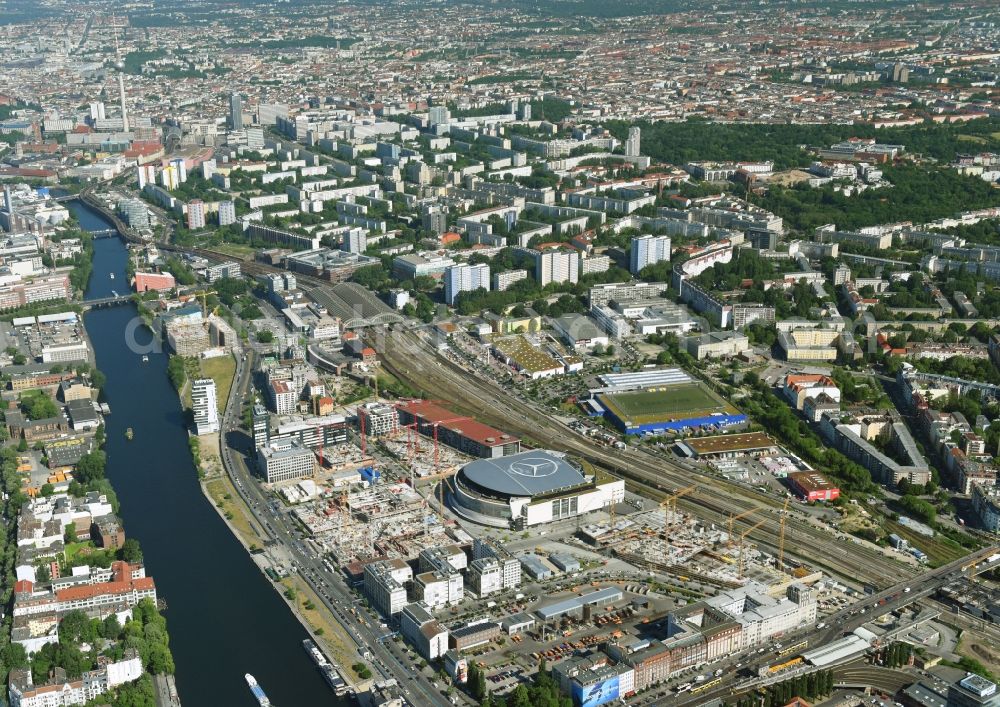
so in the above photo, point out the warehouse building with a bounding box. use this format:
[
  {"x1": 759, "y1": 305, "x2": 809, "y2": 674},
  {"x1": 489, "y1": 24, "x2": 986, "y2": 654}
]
[
  {"x1": 787, "y1": 471, "x2": 840, "y2": 502},
  {"x1": 397, "y1": 399, "x2": 520, "y2": 458}
]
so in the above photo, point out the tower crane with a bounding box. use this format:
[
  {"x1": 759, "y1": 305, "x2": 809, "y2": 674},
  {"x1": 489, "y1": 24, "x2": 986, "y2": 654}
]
[
  {"x1": 657, "y1": 485, "x2": 696, "y2": 566},
  {"x1": 727, "y1": 508, "x2": 757, "y2": 547},
  {"x1": 188, "y1": 290, "x2": 216, "y2": 318},
  {"x1": 659, "y1": 485, "x2": 697, "y2": 523}
]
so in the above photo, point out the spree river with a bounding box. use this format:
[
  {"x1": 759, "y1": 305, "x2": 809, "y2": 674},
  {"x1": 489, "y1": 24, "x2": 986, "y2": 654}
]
[{"x1": 71, "y1": 201, "x2": 344, "y2": 707}]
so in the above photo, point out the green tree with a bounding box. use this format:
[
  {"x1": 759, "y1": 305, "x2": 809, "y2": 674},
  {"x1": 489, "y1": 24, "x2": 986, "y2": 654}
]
[
  {"x1": 120, "y1": 538, "x2": 144, "y2": 564},
  {"x1": 74, "y1": 450, "x2": 107, "y2": 484}
]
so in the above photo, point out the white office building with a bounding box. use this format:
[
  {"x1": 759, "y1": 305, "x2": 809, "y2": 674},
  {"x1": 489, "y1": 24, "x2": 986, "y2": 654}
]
[
  {"x1": 468, "y1": 558, "x2": 503, "y2": 598},
  {"x1": 364, "y1": 559, "x2": 412, "y2": 617},
  {"x1": 401, "y1": 603, "x2": 449, "y2": 660},
  {"x1": 191, "y1": 378, "x2": 220, "y2": 435},
  {"x1": 630, "y1": 235, "x2": 671, "y2": 274},
  {"x1": 257, "y1": 439, "x2": 315, "y2": 483},
  {"x1": 444, "y1": 263, "x2": 490, "y2": 306},
  {"x1": 415, "y1": 570, "x2": 464, "y2": 609}
]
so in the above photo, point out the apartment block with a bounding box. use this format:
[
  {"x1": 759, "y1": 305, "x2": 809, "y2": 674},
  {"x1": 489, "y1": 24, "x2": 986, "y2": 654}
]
[
  {"x1": 191, "y1": 378, "x2": 220, "y2": 435},
  {"x1": 535, "y1": 249, "x2": 579, "y2": 286},
  {"x1": 444, "y1": 263, "x2": 490, "y2": 305},
  {"x1": 630, "y1": 235, "x2": 671, "y2": 274}
]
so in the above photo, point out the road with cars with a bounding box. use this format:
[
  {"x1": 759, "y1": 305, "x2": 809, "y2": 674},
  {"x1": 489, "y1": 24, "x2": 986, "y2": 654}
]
[
  {"x1": 216, "y1": 348, "x2": 454, "y2": 707},
  {"x1": 666, "y1": 545, "x2": 1000, "y2": 706}
]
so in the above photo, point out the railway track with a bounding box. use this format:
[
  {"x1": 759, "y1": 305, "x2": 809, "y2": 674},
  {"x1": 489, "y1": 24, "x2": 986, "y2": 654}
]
[
  {"x1": 377, "y1": 328, "x2": 918, "y2": 588},
  {"x1": 168, "y1": 244, "x2": 922, "y2": 586}
]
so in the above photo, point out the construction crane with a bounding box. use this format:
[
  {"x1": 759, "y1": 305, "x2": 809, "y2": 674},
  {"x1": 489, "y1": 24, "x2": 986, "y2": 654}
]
[
  {"x1": 659, "y1": 485, "x2": 697, "y2": 522},
  {"x1": 359, "y1": 403, "x2": 367, "y2": 457},
  {"x1": 727, "y1": 508, "x2": 757, "y2": 547},
  {"x1": 188, "y1": 290, "x2": 216, "y2": 318},
  {"x1": 739, "y1": 519, "x2": 768, "y2": 580},
  {"x1": 430, "y1": 415, "x2": 465, "y2": 473},
  {"x1": 778, "y1": 497, "x2": 791, "y2": 573}
]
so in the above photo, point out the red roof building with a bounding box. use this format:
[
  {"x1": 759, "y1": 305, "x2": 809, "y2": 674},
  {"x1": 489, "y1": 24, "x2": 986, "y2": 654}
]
[
  {"x1": 397, "y1": 400, "x2": 520, "y2": 458},
  {"x1": 133, "y1": 271, "x2": 176, "y2": 293},
  {"x1": 788, "y1": 471, "x2": 840, "y2": 502}
]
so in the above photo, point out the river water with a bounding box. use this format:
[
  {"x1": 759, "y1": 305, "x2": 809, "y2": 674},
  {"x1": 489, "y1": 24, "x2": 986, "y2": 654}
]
[{"x1": 70, "y1": 201, "x2": 344, "y2": 707}]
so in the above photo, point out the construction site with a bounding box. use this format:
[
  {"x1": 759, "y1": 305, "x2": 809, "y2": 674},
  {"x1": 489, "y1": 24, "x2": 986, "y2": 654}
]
[
  {"x1": 293, "y1": 481, "x2": 456, "y2": 568},
  {"x1": 576, "y1": 490, "x2": 811, "y2": 591},
  {"x1": 378, "y1": 424, "x2": 469, "y2": 481}
]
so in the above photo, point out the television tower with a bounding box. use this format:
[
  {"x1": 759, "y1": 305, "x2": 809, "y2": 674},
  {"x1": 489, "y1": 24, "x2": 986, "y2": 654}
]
[{"x1": 111, "y1": 17, "x2": 129, "y2": 132}]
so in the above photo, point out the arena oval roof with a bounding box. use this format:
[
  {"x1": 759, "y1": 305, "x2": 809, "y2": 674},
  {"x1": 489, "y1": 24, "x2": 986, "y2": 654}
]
[{"x1": 460, "y1": 450, "x2": 587, "y2": 498}]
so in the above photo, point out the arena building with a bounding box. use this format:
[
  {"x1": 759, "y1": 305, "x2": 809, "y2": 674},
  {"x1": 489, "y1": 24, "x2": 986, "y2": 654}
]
[{"x1": 448, "y1": 450, "x2": 624, "y2": 529}]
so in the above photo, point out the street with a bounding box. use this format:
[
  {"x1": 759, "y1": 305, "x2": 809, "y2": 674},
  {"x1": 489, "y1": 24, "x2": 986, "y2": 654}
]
[{"x1": 216, "y1": 348, "x2": 453, "y2": 707}]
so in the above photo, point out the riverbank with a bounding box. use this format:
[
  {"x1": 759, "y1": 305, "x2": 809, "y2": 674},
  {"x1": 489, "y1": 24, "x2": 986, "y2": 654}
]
[
  {"x1": 167, "y1": 350, "x2": 365, "y2": 690},
  {"x1": 196, "y1": 419, "x2": 366, "y2": 688},
  {"x1": 72, "y1": 201, "x2": 343, "y2": 707}
]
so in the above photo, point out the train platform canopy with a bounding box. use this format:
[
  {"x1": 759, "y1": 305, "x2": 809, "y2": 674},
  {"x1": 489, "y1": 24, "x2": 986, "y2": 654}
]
[{"x1": 801, "y1": 633, "x2": 871, "y2": 667}]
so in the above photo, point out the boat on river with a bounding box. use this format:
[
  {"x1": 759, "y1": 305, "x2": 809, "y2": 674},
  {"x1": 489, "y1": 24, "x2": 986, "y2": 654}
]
[
  {"x1": 245, "y1": 674, "x2": 271, "y2": 707},
  {"x1": 125, "y1": 427, "x2": 134, "y2": 440}
]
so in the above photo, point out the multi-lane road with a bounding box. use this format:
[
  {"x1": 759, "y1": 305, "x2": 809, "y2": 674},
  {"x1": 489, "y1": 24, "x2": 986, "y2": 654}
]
[
  {"x1": 216, "y1": 349, "x2": 452, "y2": 707},
  {"x1": 669, "y1": 545, "x2": 1000, "y2": 706}
]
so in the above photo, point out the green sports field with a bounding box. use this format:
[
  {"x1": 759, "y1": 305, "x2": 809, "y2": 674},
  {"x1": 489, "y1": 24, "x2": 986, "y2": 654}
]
[{"x1": 599, "y1": 383, "x2": 738, "y2": 425}]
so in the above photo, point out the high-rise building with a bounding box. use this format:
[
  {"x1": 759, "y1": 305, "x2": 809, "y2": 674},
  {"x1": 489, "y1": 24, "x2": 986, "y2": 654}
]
[
  {"x1": 444, "y1": 263, "x2": 490, "y2": 305},
  {"x1": 246, "y1": 127, "x2": 265, "y2": 149},
  {"x1": 229, "y1": 93, "x2": 244, "y2": 131},
  {"x1": 422, "y1": 207, "x2": 448, "y2": 235},
  {"x1": 535, "y1": 250, "x2": 579, "y2": 286},
  {"x1": 518, "y1": 103, "x2": 532, "y2": 121},
  {"x1": 218, "y1": 200, "x2": 236, "y2": 227},
  {"x1": 629, "y1": 235, "x2": 671, "y2": 274},
  {"x1": 833, "y1": 264, "x2": 852, "y2": 286},
  {"x1": 252, "y1": 402, "x2": 270, "y2": 449},
  {"x1": 187, "y1": 199, "x2": 206, "y2": 230},
  {"x1": 191, "y1": 378, "x2": 220, "y2": 435},
  {"x1": 625, "y1": 127, "x2": 641, "y2": 157},
  {"x1": 341, "y1": 229, "x2": 367, "y2": 254},
  {"x1": 137, "y1": 164, "x2": 156, "y2": 190},
  {"x1": 161, "y1": 165, "x2": 179, "y2": 190},
  {"x1": 168, "y1": 157, "x2": 187, "y2": 184},
  {"x1": 257, "y1": 103, "x2": 288, "y2": 126},
  {"x1": 89, "y1": 102, "x2": 106, "y2": 121},
  {"x1": 428, "y1": 106, "x2": 450, "y2": 127}
]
